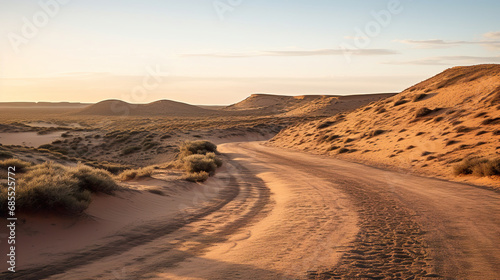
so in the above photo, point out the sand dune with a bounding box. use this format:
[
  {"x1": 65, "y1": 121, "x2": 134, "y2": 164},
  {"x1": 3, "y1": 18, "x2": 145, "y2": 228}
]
[
  {"x1": 270, "y1": 64, "x2": 500, "y2": 187},
  {"x1": 76, "y1": 99, "x2": 218, "y2": 116},
  {"x1": 223, "y1": 93, "x2": 395, "y2": 116}
]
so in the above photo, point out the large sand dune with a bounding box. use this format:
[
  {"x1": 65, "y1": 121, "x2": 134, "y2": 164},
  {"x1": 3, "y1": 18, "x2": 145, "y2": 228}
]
[
  {"x1": 270, "y1": 64, "x2": 500, "y2": 187},
  {"x1": 223, "y1": 93, "x2": 395, "y2": 116}
]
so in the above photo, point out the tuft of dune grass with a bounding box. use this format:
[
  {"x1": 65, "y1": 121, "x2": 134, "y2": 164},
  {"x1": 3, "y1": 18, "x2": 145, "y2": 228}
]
[
  {"x1": 0, "y1": 162, "x2": 121, "y2": 216},
  {"x1": 454, "y1": 158, "x2": 500, "y2": 177},
  {"x1": 179, "y1": 140, "x2": 218, "y2": 158},
  {"x1": 117, "y1": 166, "x2": 156, "y2": 181}
]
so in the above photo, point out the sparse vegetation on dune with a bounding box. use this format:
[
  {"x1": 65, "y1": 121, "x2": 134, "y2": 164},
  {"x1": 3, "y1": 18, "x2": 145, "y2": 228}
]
[
  {"x1": 115, "y1": 140, "x2": 223, "y2": 183},
  {"x1": 0, "y1": 162, "x2": 121, "y2": 215},
  {"x1": 178, "y1": 141, "x2": 223, "y2": 182},
  {"x1": 0, "y1": 158, "x2": 32, "y2": 173},
  {"x1": 269, "y1": 64, "x2": 500, "y2": 187},
  {"x1": 454, "y1": 158, "x2": 500, "y2": 177},
  {"x1": 179, "y1": 140, "x2": 218, "y2": 158},
  {"x1": 183, "y1": 171, "x2": 210, "y2": 182},
  {"x1": 182, "y1": 154, "x2": 219, "y2": 174},
  {"x1": 117, "y1": 166, "x2": 157, "y2": 181}
]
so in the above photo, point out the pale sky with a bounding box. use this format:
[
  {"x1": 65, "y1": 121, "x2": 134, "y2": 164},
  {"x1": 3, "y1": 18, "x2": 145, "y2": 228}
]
[{"x1": 1, "y1": 0, "x2": 499, "y2": 105}]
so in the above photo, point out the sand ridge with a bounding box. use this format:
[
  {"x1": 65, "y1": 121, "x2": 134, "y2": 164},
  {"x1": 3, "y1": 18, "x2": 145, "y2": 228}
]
[{"x1": 270, "y1": 64, "x2": 500, "y2": 187}]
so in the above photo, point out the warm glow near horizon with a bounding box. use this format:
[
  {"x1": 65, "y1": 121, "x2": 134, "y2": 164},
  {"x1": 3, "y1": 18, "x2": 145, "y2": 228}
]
[{"x1": 1, "y1": 0, "x2": 499, "y2": 104}]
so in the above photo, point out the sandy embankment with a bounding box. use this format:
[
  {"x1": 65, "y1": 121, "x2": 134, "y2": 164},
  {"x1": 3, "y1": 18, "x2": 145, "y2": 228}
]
[{"x1": 1, "y1": 173, "x2": 223, "y2": 273}]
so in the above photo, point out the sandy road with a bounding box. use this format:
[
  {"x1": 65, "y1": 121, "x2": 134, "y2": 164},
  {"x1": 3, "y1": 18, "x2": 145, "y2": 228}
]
[
  {"x1": 5, "y1": 141, "x2": 500, "y2": 279},
  {"x1": 219, "y1": 142, "x2": 500, "y2": 280}
]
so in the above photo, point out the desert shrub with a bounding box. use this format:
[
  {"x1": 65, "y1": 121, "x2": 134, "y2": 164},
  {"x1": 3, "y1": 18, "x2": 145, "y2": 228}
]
[
  {"x1": 121, "y1": 146, "x2": 141, "y2": 155},
  {"x1": 206, "y1": 152, "x2": 223, "y2": 168},
  {"x1": 413, "y1": 93, "x2": 427, "y2": 102},
  {"x1": 454, "y1": 158, "x2": 500, "y2": 177},
  {"x1": 0, "y1": 158, "x2": 32, "y2": 173},
  {"x1": 118, "y1": 166, "x2": 155, "y2": 181},
  {"x1": 13, "y1": 169, "x2": 91, "y2": 214},
  {"x1": 174, "y1": 141, "x2": 222, "y2": 182},
  {"x1": 69, "y1": 165, "x2": 120, "y2": 194},
  {"x1": 415, "y1": 107, "x2": 433, "y2": 118},
  {"x1": 179, "y1": 140, "x2": 218, "y2": 158},
  {"x1": 183, "y1": 154, "x2": 218, "y2": 174},
  {"x1": 183, "y1": 171, "x2": 210, "y2": 182},
  {"x1": 0, "y1": 162, "x2": 121, "y2": 215}
]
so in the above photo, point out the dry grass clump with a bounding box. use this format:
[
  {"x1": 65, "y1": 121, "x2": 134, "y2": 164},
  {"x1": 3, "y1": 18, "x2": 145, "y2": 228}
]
[
  {"x1": 0, "y1": 158, "x2": 32, "y2": 173},
  {"x1": 69, "y1": 165, "x2": 121, "y2": 195},
  {"x1": 454, "y1": 158, "x2": 500, "y2": 177},
  {"x1": 0, "y1": 162, "x2": 121, "y2": 215},
  {"x1": 183, "y1": 171, "x2": 210, "y2": 182},
  {"x1": 178, "y1": 141, "x2": 222, "y2": 182},
  {"x1": 183, "y1": 152, "x2": 222, "y2": 175},
  {"x1": 179, "y1": 140, "x2": 218, "y2": 158},
  {"x1": 118, "y1": 166, "x2": 156, "y2": 181},
  {"x1": 116, "y1": 140, "x2": 222, "y2": 183}
]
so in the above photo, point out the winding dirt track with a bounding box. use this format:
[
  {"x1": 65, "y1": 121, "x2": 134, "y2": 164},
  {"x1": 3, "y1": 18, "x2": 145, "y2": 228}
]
[{"x1": 6, "y1": 142, "x2": 500, "y2": 279}]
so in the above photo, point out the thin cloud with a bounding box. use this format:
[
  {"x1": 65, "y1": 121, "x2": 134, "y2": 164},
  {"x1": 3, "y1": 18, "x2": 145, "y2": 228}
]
[
  {"x1": 182, "y1": 48, "x2": 399, "y2": 58},
  {"x1": 395, "y1": 32, "x2": 500, "y2": 50},
  {"x1": 484, "y1": 31, "x2": 500, "y2": 39},
  {"x1": 385, "y1": 55, "x2": 500, "y2": 65}
]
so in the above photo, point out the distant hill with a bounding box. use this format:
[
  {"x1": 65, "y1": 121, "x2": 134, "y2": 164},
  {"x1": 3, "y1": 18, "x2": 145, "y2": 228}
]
[
  {"x1": 223, "y1": 93, "x2": 395, "y2": 116},
  {"x1": 0, "y1": 102, "x2": 90, "y2": 108},
  {"x1": 76, "y1": 99, "x2": 218, "y2": 116},
  {"x1": 270, "y1": 64, "x2": 500, "y2": 185}
]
